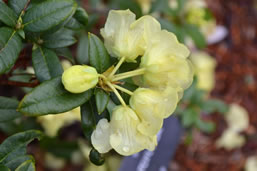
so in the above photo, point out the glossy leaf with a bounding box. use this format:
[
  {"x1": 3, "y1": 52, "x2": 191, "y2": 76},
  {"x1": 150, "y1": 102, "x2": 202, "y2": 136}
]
[
  {"x1": 0, "y1": 27, "x2": 22, "y2": 74},
  {"x1": 4, "y1": 155, "x2": 34, "y2": 171},
  {"x1": 73, "y1": 7, "x2": 88, "y2": 26},
  {"x1": 201, "y1": 99, "x2": 228, "y2": 114},
  {"x1": 0, "y1": 96, "x2": 21, "y2": 122},
  {"x1": 0, "y1": 130, "x2": 42, "y2": 162},
  {"x1": 88, "y1": 33, "x2": 111, "y2": 73},
  {"x1": 55, "y1": 47, "x2": 74, "y2": 63},
  {"x1": 23, "y1": 0, "x2": 77, "y2": 32},
  {"x1": 0, "y1": 2, "x2": 17, "y2": 27},
  {"x1": 32, "y1": 47, "x2": 63, "y2": 82},
  {"x1": 77, "y1": 34, "x2": 89, "y2": 64},
  {"x1": 95, "y1": 89, "x2": 109, "y2": 114},
  {"x1": 65, "y1": 17, "x2": 83, "y2": 30},
  {"x1": 181, "y1": 109, "x2": 198, "y2": 128},
  {"x1": 8, "y1": 0, "x2": 29, "y2": 16},
  {"x1": 89, "y1": 148, "x2": 105, "y2": 166},
  {"x1": 42, "y1": 28, "x2": 76, "y2": 49},
  {"x1": 15, "y1": 160, "x2": 35, "y2": 171},
  {"x1": 18, "y1": 77, "x2": 93, "y2": 116},
  {"x1": 81, "y1": 101, "x2": 96, "y2": 140}
]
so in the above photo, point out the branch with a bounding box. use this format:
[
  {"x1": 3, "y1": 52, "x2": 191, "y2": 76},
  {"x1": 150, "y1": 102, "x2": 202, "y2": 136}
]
[{"x1": 0, "y1": 80, "x2": 39, "y2": 88}]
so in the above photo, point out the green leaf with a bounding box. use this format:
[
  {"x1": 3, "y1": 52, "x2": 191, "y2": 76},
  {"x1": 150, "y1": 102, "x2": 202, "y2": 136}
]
[
  {"x1": 73, "y1": 7, "x2": 88, "y2": 27},
  {"x1": 95, "y1": 89, "x2": 109, "y2": 114},
  {"x1": 106, "y1": 99, "x2": 116, "y2": 118},
  {"x1": 81, "y1": 101, "x2": 96, "y2": 140},
  {"x1": 77, "y1": 33, "x2": 89, "y2": 64},
  {"x1": 89, "y1": 148, "x2": 105, "y2": 166},
  {"x1": 55, "y1": 47, "x2": 74, "y2": 63},
  {"x1": 18, "y1": 77, "x2": 93, "y2": 116},
  {"x1": 88, "y1": 33, "x2": 111, "y2": 73},
  {"x1": 0, "y1": 27, "x2": 22, "y2": 74},
  {"x1": 64, "y1": 17, "x2": 83, "y2": 30},
  {"x1": 150, "y1": 0, "x2": 169, "y2": 13},
  {"x1": 184, "y1": 24, "x2": 206, "y2": 49},
  {"x1": 15, "y1": 160, "x2": 35, "y2": 171},
  {"x1": 17, "y1": 30, "x2": 25, "y2": 39},
  {"x1": 23, "y1": 0, "x2": 77, "y2": 32},
  {"x1": 196, "y1": 119, "x2": 215, "y2": 133},
  {"x1": 4, "y1": 155, "x2": 34, "y2": 171},
  {"x1": 42, "y1": 28, "x2": 76, "y2": 49},
  {"x1": 201, "y1": 99, "x2": 228, "y2": 114},
  {"x1": 0, "y1": 130, "x2": 42, "y2": 162},
  {"x1": 0, "y1": 96, "x2": 21, "y2": 122},
  {"x1": 110, "y1": 0, "x2": 142, "y2": 18},
  {"x1": 0, "y1": 1, "x2": 17, "y2": 27},
  {"x1": 181, "y1": 109, "x2": 198, "y2": 128},
  {"x1": 32, "y1": 47, "x2": 63, "y2": 82},
  {"x1": 0, "y1": 164, "x2": 10, "y2": 171},
  {"x1": 8, "y1": 0, "x2": 29, "y2": 16}
]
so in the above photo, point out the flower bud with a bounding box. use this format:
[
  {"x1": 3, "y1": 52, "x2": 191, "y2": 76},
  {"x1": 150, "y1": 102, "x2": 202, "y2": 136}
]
[
  {"x1": 110, "y1": 106, "x2": 156, "y2": 156},
  {"x1": 91, "y1": 119, "x2": 112, "y2": 153},
  {"x1": 62, "y1": 65, "x2": 99, "y2": 93},
  {"x1": 130, "y1": 88, "x2": 178, "y2": 136}
]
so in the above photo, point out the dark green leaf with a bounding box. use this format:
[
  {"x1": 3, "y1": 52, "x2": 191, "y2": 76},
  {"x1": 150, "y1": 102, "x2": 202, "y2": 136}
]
[
  {"x1": 88, "y1": 33, "x2": 111, "y2": 73},
  {"x1": 15, "y1": 160, "x2": 35, "y2": 171},
  {"x1": 0, "y1": 130, "x2": 42, "y2": 162},
  {"x1": 18, "y1": 77, "x2": 93, "y2": 116},
  {"x1": 4, "y1": 155, "x2": 34, "y2": 171},
  {"x1": 89, "y1": 148, "x2": 105, "y2": 166},
  {"x1": 81, "y1": 101, "x2": 96, "y2": 140},
  {"x1": 42, "y1": 28, "x2": 76, "y2": 49},
  {"x1": 0, "y1": 96, "x2": 21, "y2": 122},
  {"x1": 55, "y1": 47, "x2": 74, "y2": 63},
  {"x1": 0, "y1": 164, "x2": 10, "y2": 171},
  {"x1": 106, "y1": 99, "x2": 116, "y2": 118},
  {"x1": 73, "y1": 7, "x2": 88, "y2": 26},
  {"x1": 77, "y1": 34, "x2": 89, "y2": 64},
  {"x1": 23, "y1": 0, "x2": 77, "y2": 32},
  {"x1": 8, "y1": 0, "x2": 29, "y2": 16},
  {"x1": 110, "y1": 0, "x2": 142, "y2": 18},
  {"x1": 150, "y1": 0, "x2": 169, "y2": 13},
  {"x1": 184, "y1": 24, "x2": 206, "y2": 49},
  {"x1": 95, "y1": 89, "x2": 109, "y2": 114},
  {"x1": 196, "y1": 119, "x2": 215, "y2": 133},
  {"x1": 64, "y1": 17, "x2": 83, "y2": 30},
  {"x1": 32, "y1": 47, "x2": 63, "y2": 82},
  {"x1": 0, "y1": 27, "x2": 22, "y2": 74},
  {"x1": 0, "y1": 2, "x2": 17, "y2": 27},
  {"x1": 17, "y1": 30, "x2": 25, "y2": 39},
  {"x1": 181, "y1": 109, "x2": 198, "y2": 128},
  {"x1": 201, "y1": 99, "x2": 228, "y2": 114}
]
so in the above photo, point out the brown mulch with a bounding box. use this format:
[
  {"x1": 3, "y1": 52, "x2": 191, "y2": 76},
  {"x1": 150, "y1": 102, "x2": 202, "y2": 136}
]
[{"x1": 172, "y1": 0, "x2": 257, "y2": 171}]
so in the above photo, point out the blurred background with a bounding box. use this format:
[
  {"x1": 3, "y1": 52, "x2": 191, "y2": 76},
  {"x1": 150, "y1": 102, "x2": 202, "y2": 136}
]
[{"x1": 0, "y1": 0, "x2": 257, "y2": 170}]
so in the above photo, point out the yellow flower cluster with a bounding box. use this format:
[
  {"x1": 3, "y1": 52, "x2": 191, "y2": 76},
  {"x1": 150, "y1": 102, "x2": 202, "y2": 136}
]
[{"x1": 91, "y1": 10, "x2": 193, "y2": 156}]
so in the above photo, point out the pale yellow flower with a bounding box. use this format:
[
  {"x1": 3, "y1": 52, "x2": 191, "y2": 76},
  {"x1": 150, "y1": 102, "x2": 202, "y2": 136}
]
[
  {"x1": 38, "y1": 107, "x2": 81, "y2": 137},
  {"x1": 91, "y1": 119, "x2": 112, "y2": 153},
  {"x1": 190, "y1": 52, "x2": 216, "y2": 92},
  {"x1": 139, "y1": 30, "x2": 193, "y2": 89},
  {"x1": 61, "y1": 60, "x2": 72, "y2": 70},
  {"x1": 225, "y1": 103, "x2": 249, "y2": 132},
  {"x1": 129, "y1": 87, "x2": 178, "y2": 136},
  {"x1": 62, "y1": 65, "x2": 99, "y2": 93},
  {"x1": 245, "y1": 156, "x2": 257, "y2": 171},
  {"x1": 216, "y1": 129, "x2": 245, "y2": 150},
  {"x1": 101, "y1": 10, "x2": 161, "y2": 62},
  {"x1": 44, "y1": 153, "x2": 65, "y2": 170},
  {"x1": 109, "y1": 106, "x2": 157, "y2": 156}
]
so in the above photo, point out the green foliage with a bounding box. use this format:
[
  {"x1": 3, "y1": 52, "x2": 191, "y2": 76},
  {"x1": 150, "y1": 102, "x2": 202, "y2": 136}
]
[
  {"x1": 18, "y1": 77, "x2": 93, "y2": 115},
  {"x1": 88, "y1": 33, "x2": 111, "y2": 73},
  {"x1": 32, "y1": 47, "x2": 63, "y2": 82},
  {"x1": 0, "y1": 27, "x2": 22, "y2": 74},
  {"x1": 89, "y1": 148, "x2": 105, "y2": 166},
  {"x1": 15, "y1": 160, "x2": 35, "y2": 171},
  {"x1": 0, "y1": 2, "x2": 17, "y2": 27},
  {"x1": 0, "y1": 96, "x2": 21, "y2": 122},
  {"x1": 81, "y1": 101, "x2": 96, "y2": 141},
  {"x1": 95, "y1": 89, "x2": 110, "y2": 114}
]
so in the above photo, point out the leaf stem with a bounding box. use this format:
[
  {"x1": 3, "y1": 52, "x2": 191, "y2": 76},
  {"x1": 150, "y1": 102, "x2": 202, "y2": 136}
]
[
  {"x1": 106, "y1": 81, "x2": 126, "y2": 107},
  {"x1": 113, "y1": 84, "x2": 134, "y2": 96},
  {"x1": 108, "y1": 56, "x2": 126, "y2": 79},
  {"x1": 112, "y1": 68, "x2": 145, "y2": 81}
]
